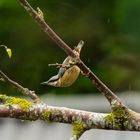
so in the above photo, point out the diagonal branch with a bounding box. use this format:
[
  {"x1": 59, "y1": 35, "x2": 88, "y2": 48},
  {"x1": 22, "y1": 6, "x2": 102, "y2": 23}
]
[
  {"x1": 19, "y1": 0, "x2": 122, "y2": 106},
  {"x1": 20, "y1": 0, "x2": 75, "y2": 58},
  {"x1": 0, "y1": 70, "x2": 39, "y2": 101}
]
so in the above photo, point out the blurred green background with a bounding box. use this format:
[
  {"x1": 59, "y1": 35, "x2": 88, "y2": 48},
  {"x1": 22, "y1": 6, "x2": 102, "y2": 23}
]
[{"x1": 0, "y1": 0, "x2": 140, "y2": 96}]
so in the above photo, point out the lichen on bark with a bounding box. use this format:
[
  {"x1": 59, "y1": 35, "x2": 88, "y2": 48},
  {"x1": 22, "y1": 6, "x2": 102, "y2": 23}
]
[
  {"x1": 104, "y1": 104, "x2": 131, "y2": 130},
  {"x1": 0, "y1": 94, "x2": 32, "y2": 112},
  {"x1": 73, "y1": 120, "x2": 86, "y2": 138},
  {"x1": 41, "y1": 110, "x2": 51, "y2": 122}
]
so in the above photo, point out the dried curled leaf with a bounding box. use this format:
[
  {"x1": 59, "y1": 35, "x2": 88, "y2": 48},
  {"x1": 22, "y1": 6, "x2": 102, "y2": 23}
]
[
  {"x1": 37, "y1": 7, "x2": 44, "y2": 19},
  {"x1": 0, "y1": 45, "x2": 12, "y2": 58}
]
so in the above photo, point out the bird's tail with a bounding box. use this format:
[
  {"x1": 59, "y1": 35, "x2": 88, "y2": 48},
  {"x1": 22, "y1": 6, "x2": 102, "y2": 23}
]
[{"x1": 40, "y1": 81, "x2": 48, "y2": 85}]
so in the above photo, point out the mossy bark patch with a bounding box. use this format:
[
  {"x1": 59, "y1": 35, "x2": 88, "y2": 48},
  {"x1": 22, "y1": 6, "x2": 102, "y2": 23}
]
[
  {"x1": 41, "y1": 111, "x2": 51, "y2": 122},
  {"x1": 0, "y1": 94, "x2": 10, "y2": 103},
  {"x1": 104, "y1": 105, "x2": 131, "y2": 130},
  {"x1": 73, "y1": 120, "x2": 85, "y2": 138},
  {"x1": 5, "y1": 97, "x2": 32, "y2": 112}
]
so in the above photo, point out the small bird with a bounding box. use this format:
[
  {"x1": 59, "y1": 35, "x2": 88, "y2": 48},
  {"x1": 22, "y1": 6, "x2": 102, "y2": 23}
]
[{"x1": 41, "y1": 40, "x2": 84, "y2": 87}]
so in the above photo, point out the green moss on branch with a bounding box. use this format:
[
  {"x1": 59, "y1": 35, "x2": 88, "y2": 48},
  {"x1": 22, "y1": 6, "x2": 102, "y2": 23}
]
[
  {"x1": 104, "y1": 105, "x2": 131, "y2": 129},
  {"x1": 0, "y1": 94, "x2": 32, "y2": 112},
  {"x1": 41, "y1": 110, "x2": 51, "y2": 122},
  {"x1": 73, "y1": 120, "x2": 85, "y2": 138}
]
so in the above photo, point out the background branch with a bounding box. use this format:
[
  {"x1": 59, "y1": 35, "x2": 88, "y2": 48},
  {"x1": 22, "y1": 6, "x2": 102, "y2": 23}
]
[{"x1": 0, "y1": 70, "x2": 39, "y2": 101}]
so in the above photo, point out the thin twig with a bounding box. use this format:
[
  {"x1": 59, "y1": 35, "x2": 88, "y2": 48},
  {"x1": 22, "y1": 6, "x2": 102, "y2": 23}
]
[
  {"x1": 48, "y1": 63, "x2": 70, "y2": 68},
  {"x1": 48, "y1": 63, "x2": 61, "y2": 67},
  {"x1": 0, "y1": 70, "x2": 39, "y2": 101},
  {"x1": 20, "y1": 0, "x2": 122, "y2": 105}
]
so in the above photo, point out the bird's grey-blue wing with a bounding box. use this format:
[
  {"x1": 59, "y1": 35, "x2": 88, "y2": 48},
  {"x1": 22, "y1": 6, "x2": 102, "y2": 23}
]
[
  {"x1": 57, "y1": 67, "x2": 66, "y2": 77},
  {"x1": 56, "y1": 56, "x2": 70, "y2": 77}
]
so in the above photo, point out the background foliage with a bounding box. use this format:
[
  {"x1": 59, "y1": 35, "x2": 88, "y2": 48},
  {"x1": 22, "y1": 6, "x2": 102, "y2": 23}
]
[{"x1": 0, "y1": 0, "x2": 140, "y2": 95}]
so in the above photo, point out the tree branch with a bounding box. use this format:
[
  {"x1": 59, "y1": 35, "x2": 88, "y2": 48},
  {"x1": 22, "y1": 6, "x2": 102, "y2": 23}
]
[
  {"x1": 48, "y1": 63, "x2": 70, "y2": 68},
  {"x1": 0, "y1": 70, "x2": 39, "y2": 101},
  {"x1": 0, "y1": 94, "x2": 140, "y2": 139},
  {"x1": 20, "y1": 0, "x2": 75, "y2": 58},
  {"x1": 19, "y1": 0, "x2": 121, "y2": 106}
]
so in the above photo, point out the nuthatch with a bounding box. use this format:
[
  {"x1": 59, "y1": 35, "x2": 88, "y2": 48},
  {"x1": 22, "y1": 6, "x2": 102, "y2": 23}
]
[{"x1": 41, "y1": 40, "x2": 84, "y2": 87}]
